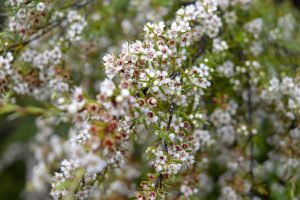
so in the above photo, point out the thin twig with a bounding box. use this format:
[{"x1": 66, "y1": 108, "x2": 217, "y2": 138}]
[{"x1": 155, "y1": 72, "x2": 179, "y2": 190}]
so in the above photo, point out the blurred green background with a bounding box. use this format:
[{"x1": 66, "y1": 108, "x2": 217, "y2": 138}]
[{"x1": 0, "y1": 0, "x2": 299, "y2": 199}]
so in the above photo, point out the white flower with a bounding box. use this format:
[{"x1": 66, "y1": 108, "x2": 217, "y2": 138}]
[
  {"x1": 245, "y1": 18, "x2": 263, "y2": 38},
  {"x1": 80, "y1": 153, "x2": 107, "y2": 174},
  {"x1": 213, "y1": 38, "x2": 228, "y2": 52},
  {"x1": 100, "y1": 79, "x2": 116, "y2": 97},
  {"x1": 36, "y1": 2, "x2": 46, "y2": 11}
]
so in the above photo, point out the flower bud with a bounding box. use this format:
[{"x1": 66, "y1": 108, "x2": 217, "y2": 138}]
[{"x1": 147, "y1": 97, "x2": 157, "y2": 106}]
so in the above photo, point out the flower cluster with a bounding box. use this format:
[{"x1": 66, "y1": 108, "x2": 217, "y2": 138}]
[
  {"x1": 8, "y1": 1, "x2": 48, "y2": 36},
  {"x1": 0, "y1": 52, "x2": 13, "y2": 98},
  {"x1": 0, "y1": 0, "x2": 300, "y2": 199}
]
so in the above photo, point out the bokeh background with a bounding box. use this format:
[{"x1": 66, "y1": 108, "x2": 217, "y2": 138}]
[{"x1": 0, "y1": 0, "x2": 300, "y2": 199}]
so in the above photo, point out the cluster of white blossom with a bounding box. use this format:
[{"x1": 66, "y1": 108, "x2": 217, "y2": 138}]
[
  {"x1": 210, "y1": 102, "x2": 238, "y2": 145},
  {"x1": 2, "y1": 0, "x2": 300, "y2": 199},
  {"x1": 52, "y1": 0, "x2": 230, "y2": 198},
  {"x1": 0, "y1": 1, "x2": 171, "y2": 199},
  {"x1": 0, "y1": 52, "x2": 13, "y2": 88},
  {"x1": 6, "y1": 47, "x2": 68, "y2": 99},
  {"x1": 8, "y1": 1, "x2": 48, "y2": 36},
  {"x1": 28, "y1": 118, "x2": 63, "y2": 193},
  {"x1": 245, "y1": 77, "x2": 299, "y2": 198},
  {"x1": 129, "y1": 0, "x2": 169, "y2": 23},
  {"x1": 65, "y1": 10, "x2": 87, "y2": 42},
  {"x1": 193, "y1": 129, "x2": 214, "y2": 151},
  {"x1": 213, "y1": 38, "x2": 229, "y2": 53},
  {"x1": 49, "y1": 0, "x2": 271, "y2": 199},
  {"x1": 269, "y1": 14, "x2": 297, "y2": 41},
  {"x1": 217, "y1": 61, "x2": 235, "y2": 78},
  {"x1": 261, "y1": 77, "x2": 300, "y2": 118}
]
